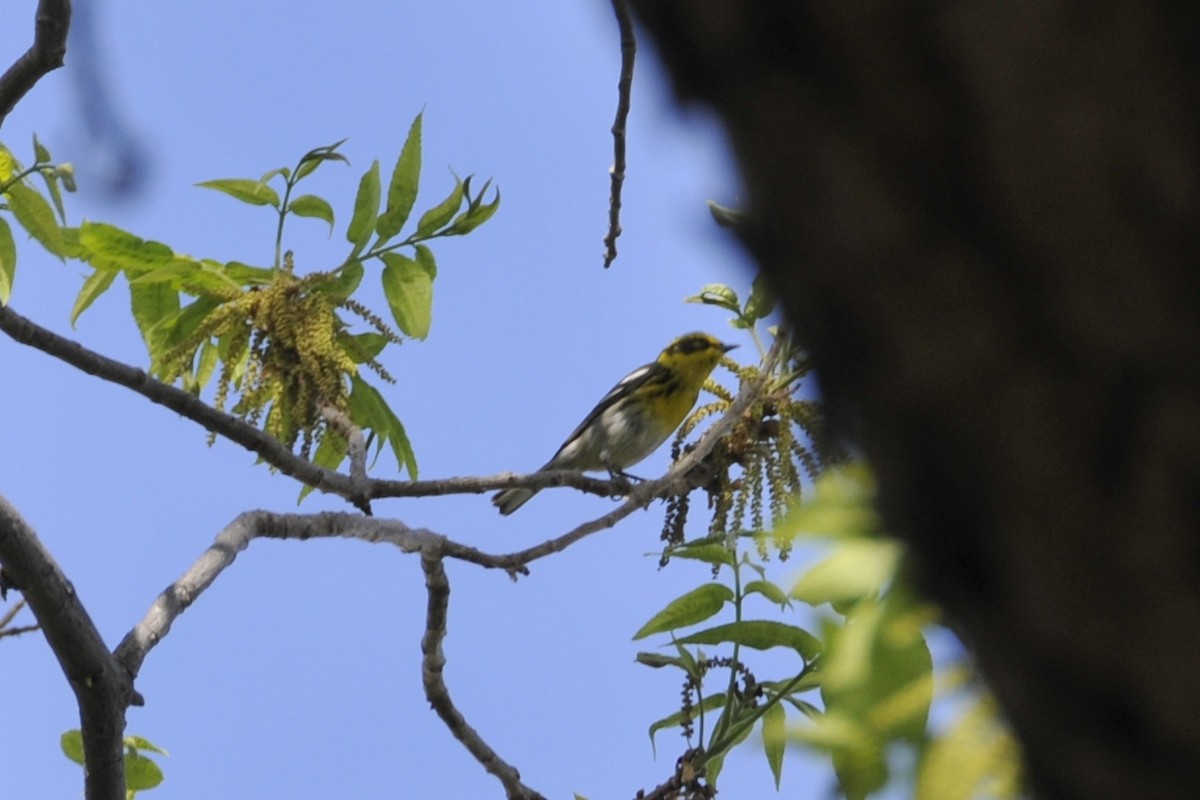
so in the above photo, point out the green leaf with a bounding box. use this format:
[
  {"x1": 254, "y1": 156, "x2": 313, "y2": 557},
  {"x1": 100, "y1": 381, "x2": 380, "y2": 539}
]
[
  {"x1": 673, "y1": 640, "x2": 700, "y2": 678},
  {"x1": 447, "y1": 181, "x2": 500, "y2": 235},
  {"x1": 832, "y1": 726, "x2": 888, "y2": 800},
  {"x1": 706, "y1": 200, "x2": 746, "y2": 228},
  {"x1": 32, "y1": 133, "x2": 51, "y2": 164},
  {"x1": 6, "y1": 182, "x2": 64, "y2": 257},
  {"x1": 70, "y1": 268, "x2": 119, "y2": 325},
  {"x1": 192, "y1": 259, "x2": 246, "y2": 294},
  {"x1": 773, "y1": 465, "x2": 881, "y2": 543},
  {"x1": 674, "y1": 620, "x2": 821, "y2": 660},
  {"x1": 299, "y1": 428, "x2": 350, "y2": 502},
  {"x1": 743, "y1": 274, "x2": 776, "y2": 322},
  {"x1": 77, "y1": 222, "x2": 174, "y2": 274},
  {"x1": 128, "y1": 258, "x2": 203, "y2": 285},
  {"x1": 915, "y1": 696, "x2": 1021, "y2": 800},
  {"x1": 287, "y1": 194, "x2": 335, "y2": 233},
  {"x1": 634, "y1": 652, "x2": 686, "y2": 669},
  {"x1": 40, "y1": 169, "x2": 67, "y2": 223},
  {"x1": 665, "y1": 540, "x2": 735, "y2": 568},
  {"x1": 224, "y1": 261, "x2": 276, "y2": 285},
  {"x1": 295, "y1": 138, "x2": 349, "y2": 181},
  {"x1": 705, "y1": 702, "x2": 760, "y2": 783},
  {"x1": 32, "y1": 135, "x2": 66, "y2": 221},
  {"x1": 349, "y1": 375, "x2": 417, "y2": 478},
  {"x1": 0, "y1": 218, "x2": 15, "y2": 304},
  {"x1": 346, "y1": 161, "x2": 381, "y2": 252},
  {"x1": 154, "y1": 297, "x2": 221, "y2": 357},
  {"x1": 415, "y1": 176, "x2": 464, "y2": 237},
  {"x1": 791, "y1": 710, "x2": 868, "y2": 750},
  {"x1": 196, "y1": 178, "x2": 280, "y2": 208},
  {"x1": 124, "y1": 735, "x2": 168, "y2": 756},
  {"x1": 192, "y1": 339, "x2": 220, "y2": 392},
  {"x1": 338, "y1": 331, "x2": 389, "y2": 363},
  {"x1": 414, "y1": 243, "x2": 437, "y2": 279},
  {"x1": 60, "y1": 730, "x2": 85, "y2": 765},
  {"x1": 762, "y1": 702, "x2": 786, "y2": 789},
  {"x1": 125, "y1": 752, "x2": 164, "y2": 791},
  {"x1": 743, "y1": 579, "x2": 790, "y2": 607},
  {"x1": 820, "y1": 599, "x2": 934, "y2": 745},
  {"x1": 376, "y1": 113, "x2": 422, "y2": 241},
  {"x1": 790, "y1": 539, "x2": 903, "y2": 607},
  {"x1": 131, "y1": 281, "x2": 181, "y2": 353},
  {"x1": 380, "y1": 252, "x2": 433, "y2": 340},
  {"x1": 632, "y1": 584, "x2": 733, "y2": 640},
  {"x1": 259, "y1": 167, "x2": 290, "y2": 184},
  {"x1": 684, "y1": 283, "x2": 739, "y2": 313}
]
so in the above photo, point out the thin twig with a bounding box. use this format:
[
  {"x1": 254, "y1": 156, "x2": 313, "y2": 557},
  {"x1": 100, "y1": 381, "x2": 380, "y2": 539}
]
[
  {"x1": 421, "y1": 554, "x2": 548, "y2": 800},
  {"x1": 0, "y1": 0, "x2": 71, "y2": 129},
  {"x1": 602, "y1": 0, "x2": 637, "y2": 268},
  {"x1": 320, "y1": 403, "x2": 372, "y2": 514},
  {"x1": 368, "y1": 470, "x2": 617, "y2": 501},
  {"x1": 0, "y1": 623, "x2": 40, "y2": 639},
  {"x1": 0, "y1": 494, "x2": 129, "y2": 800},
  {"x1": 112, "y1": 510, "x2": 444, "y2": 677},
  {"x1": 0, "y1": 596, "x2": 39, "y2": 638},
  {"x1": 0, "y1": 596, "x2": 29, "y2": 628},
  {"x1": 113, "y1": 511, "x2": 550, "y2": 798}
]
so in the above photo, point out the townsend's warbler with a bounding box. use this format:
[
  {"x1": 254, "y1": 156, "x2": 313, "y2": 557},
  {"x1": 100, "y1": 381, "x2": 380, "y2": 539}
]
[{"x1": 493, "y1": 332, "x2": 736, "y2": 515}]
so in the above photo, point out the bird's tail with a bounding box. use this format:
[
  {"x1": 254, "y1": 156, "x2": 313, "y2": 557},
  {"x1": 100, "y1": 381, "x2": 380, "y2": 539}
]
[{"x1": 493, "y1": 487, "x2": 537, "y2": 516}]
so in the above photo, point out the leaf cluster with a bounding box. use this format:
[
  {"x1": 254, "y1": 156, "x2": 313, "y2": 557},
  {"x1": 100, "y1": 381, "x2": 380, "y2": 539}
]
[
  {"x1": 780, "y1": 468, "x2": 1022, "y2": 799},
  {"x1": 662, "y1": 284, "x2": 845, "y2": 555},
  {"x1": 0, "y1": 136, "x2": 75, "y2": 305},
  {"x1": 0, "y1": 124, "x2": 499, "y2": 484},
  {"x1": 635, "y1": 531, "x2": 820, "y2": 792},
  {"x1": 642, "y1": 320, "x2": 1021, "y2": 798}
]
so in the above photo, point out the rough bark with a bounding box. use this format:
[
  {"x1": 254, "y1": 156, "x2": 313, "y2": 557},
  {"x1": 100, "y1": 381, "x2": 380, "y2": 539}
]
[{"x1": 631, "y1": 2, "x2": 1200, "y2": 798}]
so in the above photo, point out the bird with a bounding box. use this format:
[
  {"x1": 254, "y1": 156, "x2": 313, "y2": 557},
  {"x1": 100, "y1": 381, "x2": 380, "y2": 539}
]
[{"x1": 493, "y1": 332, "x2": 736, "y2": 515}]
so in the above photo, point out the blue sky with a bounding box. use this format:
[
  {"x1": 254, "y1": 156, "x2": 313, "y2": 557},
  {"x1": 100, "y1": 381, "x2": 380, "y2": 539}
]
[{"x1": 0, "y1": 2, "x2": 842, "y2": 797}]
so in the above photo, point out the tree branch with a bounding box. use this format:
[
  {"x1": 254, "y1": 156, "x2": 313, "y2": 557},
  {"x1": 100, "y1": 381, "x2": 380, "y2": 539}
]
[
  {"x1": 0, "y1": 303, "x2": 347, "y2": 490},
  {"x1": 113, "y1": 337, "x2": 776, "y2": 683},
  {"x1": 111, "y1": 510, "x2": 446, "y2": 677},
  {"x1": 320, "y1": 403, "x2": 372, "y2": 514},
  {"x1": 0, "y1": 494, "x2": 128, "y2": 800},
  {"x1": 0, "y1": 304, "x2": 630, "y2": 508},
  {"x1": 111, "y1": 510, "x2": 552, "y2": 798},
  {"x1": 602, "y1": 0, "x2": 637, "y2": 268},
  {"x1": 421, "y1": 554, "x2": 548, "y2": 800},
  {"x1": 108, "y1": 344, "x2": 773, "y2": 794},
  {"x1": 117, "y1": 342, "x2": 783, "y2": 675},
  {"x1": 0, "y1": 0, "x2": 71, "y2": 128}
]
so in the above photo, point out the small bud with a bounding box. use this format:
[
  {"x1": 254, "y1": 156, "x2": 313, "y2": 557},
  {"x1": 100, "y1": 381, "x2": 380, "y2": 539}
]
[{"x1": 55, "y1": 163, "x2": 77, "y2": 192}]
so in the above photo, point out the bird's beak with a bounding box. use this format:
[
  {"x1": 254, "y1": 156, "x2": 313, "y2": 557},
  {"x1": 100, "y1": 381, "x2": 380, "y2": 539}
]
[{"x1": 721, "y1": 343, "x2": 738, "y2": 353}]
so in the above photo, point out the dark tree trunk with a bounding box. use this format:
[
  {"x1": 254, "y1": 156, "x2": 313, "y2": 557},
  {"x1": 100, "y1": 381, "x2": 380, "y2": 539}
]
[{"x1": 631, "y1": 2, "x2": 1200, "y2": 798}]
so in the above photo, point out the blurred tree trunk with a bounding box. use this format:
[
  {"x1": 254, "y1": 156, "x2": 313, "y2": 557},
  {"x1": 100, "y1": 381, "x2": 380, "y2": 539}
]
[{"x1": 631, "y1": 2, "x2": 1200, "y2": 798}]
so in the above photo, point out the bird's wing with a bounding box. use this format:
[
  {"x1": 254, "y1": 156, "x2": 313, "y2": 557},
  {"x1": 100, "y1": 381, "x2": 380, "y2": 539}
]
[{"x1": 547, "y1": 360, "x2": 665, "y2": 462}]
